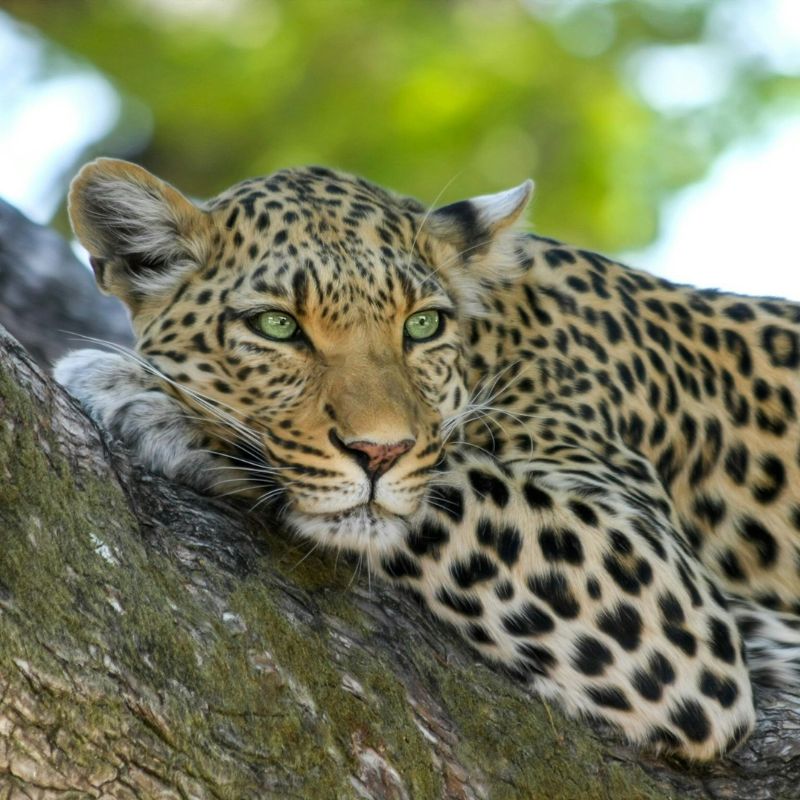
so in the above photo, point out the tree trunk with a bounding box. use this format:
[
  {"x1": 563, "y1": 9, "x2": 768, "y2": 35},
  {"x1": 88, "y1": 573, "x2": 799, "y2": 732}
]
[
  {"x1": 0, "y1": 199, "x2": 133, "y2": 370},
  {"x1": 1, "y1": 211, "x2": 799, "y2": 799}
]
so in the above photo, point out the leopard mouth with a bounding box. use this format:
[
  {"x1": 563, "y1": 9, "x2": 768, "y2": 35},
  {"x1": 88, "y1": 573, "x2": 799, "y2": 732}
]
[
  {"x1": 317, "y1": 502, "x2": 405, "y2": 528},
  {"x1": 229, "y1": 437, "x2": 424, "y2": 522}
]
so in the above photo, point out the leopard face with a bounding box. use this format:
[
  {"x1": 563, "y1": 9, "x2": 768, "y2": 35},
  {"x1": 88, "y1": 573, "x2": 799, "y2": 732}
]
[{"x1": 69, "y1": 159, "x2": 531, "y2": 550}]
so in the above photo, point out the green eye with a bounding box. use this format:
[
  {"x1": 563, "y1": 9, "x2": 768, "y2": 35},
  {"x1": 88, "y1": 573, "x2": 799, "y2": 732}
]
[
  {"x1": 252, "y1": 311, "x2": 299, "y2": 340},
  {"x1": 404, "y1": 310, "x2": 441, "y2": 341}
]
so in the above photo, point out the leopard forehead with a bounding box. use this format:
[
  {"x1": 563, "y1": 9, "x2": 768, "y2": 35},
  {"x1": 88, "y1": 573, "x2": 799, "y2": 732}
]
[{"x1": 178, "y1": 167, "x2": 456, "y2": 331}]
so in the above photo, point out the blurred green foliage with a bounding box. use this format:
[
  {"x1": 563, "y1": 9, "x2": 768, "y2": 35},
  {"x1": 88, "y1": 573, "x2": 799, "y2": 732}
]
[{"x1": 4, "y1": 0, "x2": 799, "y2": 250}]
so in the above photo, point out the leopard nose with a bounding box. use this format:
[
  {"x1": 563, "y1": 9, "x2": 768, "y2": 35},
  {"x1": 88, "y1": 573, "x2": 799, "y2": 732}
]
[{"x1": 331, "y1": 431, "x2": 415, "y2": 478}]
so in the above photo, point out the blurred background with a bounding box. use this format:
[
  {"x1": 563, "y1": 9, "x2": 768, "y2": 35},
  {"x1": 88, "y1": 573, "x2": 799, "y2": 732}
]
[{"x1": 1, "y1": 0, "x2": 799, "y2": 296}]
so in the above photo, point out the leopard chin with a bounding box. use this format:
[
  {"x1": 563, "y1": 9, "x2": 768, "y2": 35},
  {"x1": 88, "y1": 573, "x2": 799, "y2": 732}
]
[{"x1": 286, "y1": 504, "x2": 410, "y2": 554}]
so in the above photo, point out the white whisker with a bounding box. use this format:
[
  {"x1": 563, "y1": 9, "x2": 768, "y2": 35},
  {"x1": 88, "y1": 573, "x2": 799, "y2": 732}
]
[{"x1": 65, "y1": 334, "x2": 266, "y2": 450}]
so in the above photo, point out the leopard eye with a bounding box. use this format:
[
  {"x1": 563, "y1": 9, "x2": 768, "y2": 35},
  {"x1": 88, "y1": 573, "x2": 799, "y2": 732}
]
[
  {"x1": 250, "y1": 311, "x2": 298, "y2": 341},
  {"x1": 404, "y1": 310, "x2": 441, "y2": 342}
]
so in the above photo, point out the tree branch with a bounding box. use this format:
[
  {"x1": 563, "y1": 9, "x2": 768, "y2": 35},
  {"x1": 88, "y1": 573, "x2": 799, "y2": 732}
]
[{"x1": 0, "y1": 199, "x2": 133, "y2": 369}]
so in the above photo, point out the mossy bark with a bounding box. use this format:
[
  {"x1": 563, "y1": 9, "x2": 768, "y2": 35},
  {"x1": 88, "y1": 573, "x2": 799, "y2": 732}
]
[{"x1": 1, "y1": 324, "x2": 799, "y2": 799}]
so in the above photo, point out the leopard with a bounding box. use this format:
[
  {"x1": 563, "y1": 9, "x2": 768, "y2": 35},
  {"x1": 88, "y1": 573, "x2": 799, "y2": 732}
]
[{"x1": 54, "y1": 157, "x2": 800, "y2": 762}]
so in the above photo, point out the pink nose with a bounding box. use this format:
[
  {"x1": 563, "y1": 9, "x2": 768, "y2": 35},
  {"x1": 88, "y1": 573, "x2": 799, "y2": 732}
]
[{"x1": 342, "y1": 437, "x2": 415, "y2": 478}]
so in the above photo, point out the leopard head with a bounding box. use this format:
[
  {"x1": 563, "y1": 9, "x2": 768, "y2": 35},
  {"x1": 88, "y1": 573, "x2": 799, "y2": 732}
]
[{"x1": 69, "y1": 159, "x2": 532, "y2": 550}]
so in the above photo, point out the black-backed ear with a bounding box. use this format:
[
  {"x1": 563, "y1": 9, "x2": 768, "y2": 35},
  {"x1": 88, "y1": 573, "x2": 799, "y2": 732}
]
[
  {"x1": 422, "y1": 180, "x2": 534, "y2": 316},
  {"x1": 68, "y1": 158, "x2": 211, "y2": 311},
  {"x1": 425, "y1": 180, "x2": 534, "y2": 253}
]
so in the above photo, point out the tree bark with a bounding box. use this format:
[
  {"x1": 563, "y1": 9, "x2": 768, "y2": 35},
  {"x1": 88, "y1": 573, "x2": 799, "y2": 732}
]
[
  {"x1": 1, "y1": 206, "x2": 800, "y2": 799},
  {"x1": 0, "y1": 199, "x2": 133, "y2": 370}
]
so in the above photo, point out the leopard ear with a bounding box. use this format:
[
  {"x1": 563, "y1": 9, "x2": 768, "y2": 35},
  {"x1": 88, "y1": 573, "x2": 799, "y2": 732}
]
[
  {"x1": 68, "y1": 158, "x2": 211, "y2": 311},
  {"x1": 425, "y1": 180, "x2": 533, "y2": 252},
  {"x1": 423, "y1": 180, "x2": 534, "y2": 315}
]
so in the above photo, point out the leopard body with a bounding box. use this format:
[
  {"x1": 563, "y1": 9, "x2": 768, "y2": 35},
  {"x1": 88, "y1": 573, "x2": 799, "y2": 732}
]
[{"x1": 55, "y1": 158, "x2": 800, "y2": 760}]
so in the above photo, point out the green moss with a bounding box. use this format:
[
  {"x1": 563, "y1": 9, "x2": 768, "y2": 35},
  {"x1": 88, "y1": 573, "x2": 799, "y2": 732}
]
[
  {"x1": 229, "y1": 576, "x2": 443, "y2": 799},
  {"x1": 0, "y1": 370, "x2": 287, "y2": 792},
  {"x1": 264, "y1": 539, "x2": 374, "y2": 633},
  {"x1": 430, "y1": 660, "x2": 673, "y2": 800},
  {"x1": 0, "y1": 372, "x2": 131, "y2": 633}
]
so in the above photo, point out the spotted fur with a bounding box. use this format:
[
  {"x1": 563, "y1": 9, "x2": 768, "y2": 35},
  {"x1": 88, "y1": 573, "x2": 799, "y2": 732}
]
[{"x1": 55, "y1": 158, "x2": 800, "y2": 761}]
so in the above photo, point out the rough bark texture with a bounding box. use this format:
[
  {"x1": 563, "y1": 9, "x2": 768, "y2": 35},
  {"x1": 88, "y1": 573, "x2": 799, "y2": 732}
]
[{"x1": 1, "y1": 209, "x2": 800, "y2": 798}]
